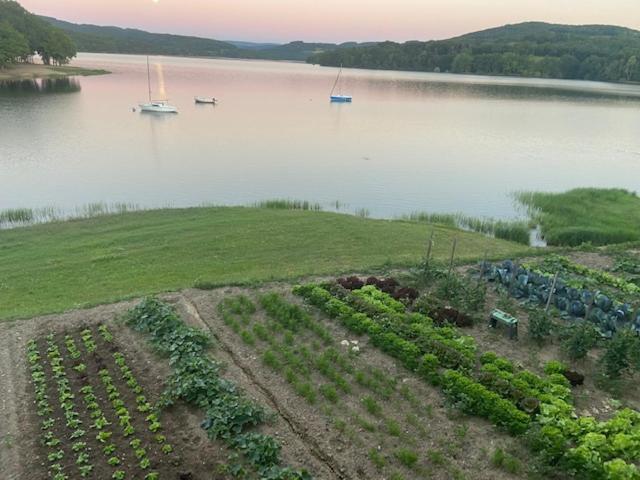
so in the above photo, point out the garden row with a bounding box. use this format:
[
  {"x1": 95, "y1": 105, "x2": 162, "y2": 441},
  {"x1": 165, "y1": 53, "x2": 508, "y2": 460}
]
[
  {"x1": 294, "y1": 282, "x2": 640, "y2": 479},
  {"x1": 26, "y1": 325, "x2": 172, "y2": 480},
  {"x1": 125, "y1": 297, "x2": 312, "y2": 480},
  {"x1": 484, "y1": 259, "x2": 640, "y2": 337},
  {"x1": 539, "y1": 255, "x2": 640, "y2": 295}
]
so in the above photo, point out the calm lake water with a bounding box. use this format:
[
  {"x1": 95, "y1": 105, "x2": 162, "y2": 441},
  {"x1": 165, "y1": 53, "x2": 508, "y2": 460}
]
[{"x1": 2, "y1": 53, "x2": 640, "y2": 220}]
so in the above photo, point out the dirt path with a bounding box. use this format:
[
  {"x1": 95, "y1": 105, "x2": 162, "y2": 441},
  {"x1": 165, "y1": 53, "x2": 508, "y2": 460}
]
[{"x1": 0, "y1": 322, "x2": 31, "y2": 479}]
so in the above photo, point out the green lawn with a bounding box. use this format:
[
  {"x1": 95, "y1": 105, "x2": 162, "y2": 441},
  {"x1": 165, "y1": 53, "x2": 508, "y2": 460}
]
[
  {"x1": 0, "y1": 207, "x2": 529, "y2": 320},
  {"x1": 517, "y1": 188, "x2": 640, "y2": 246}
]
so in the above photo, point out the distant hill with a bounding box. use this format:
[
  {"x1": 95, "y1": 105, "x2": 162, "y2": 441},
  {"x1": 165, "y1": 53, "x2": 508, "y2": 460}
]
[
  {"x1": 40, "y1": 16, "x2": 376, "y2": 62},
  {"x1": 308, "y1": 22, "x2": 640, "y2": 83},
  {"x1": 41, "y1": 16, "x2": 250, "y2": 58},
  {"x1": 255, "y1": 41, "x2": 377, "y2": 61},
  {"x1": 226, "y1": 40, "x2": 280, "y2": 51}
]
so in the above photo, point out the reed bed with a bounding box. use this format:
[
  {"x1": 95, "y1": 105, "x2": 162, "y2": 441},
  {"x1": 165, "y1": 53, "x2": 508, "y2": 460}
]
[
  {"x1": 0, "y1": 202, "x2": 141, "y2": 228},
  {"x1": 516, "y1": 188, "x2": 640, "y2": 246},
  {"x1": 402, "y1": 211, "x2": 531, "y2": 245},
  {"x1": 253, "y1": 199, "x2": 323, "y2": 211}
]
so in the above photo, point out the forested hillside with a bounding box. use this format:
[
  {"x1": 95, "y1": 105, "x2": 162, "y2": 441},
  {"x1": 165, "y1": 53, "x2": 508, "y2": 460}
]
[
  {"x1": 42, "y1": 17, "x2": 248, "y2": 58},
  {"x1": 308, "y1": 22, "x2": 640, "y2": 83},
  {"x1": 0, "y1": 0, "x2": 75, "y2": 67},
  {"x1": 42, "y1": 17, "x2": 373, "y2": 62},
  {"x1": 255, "y1": 41, "x2": 376, "y2": 61}
]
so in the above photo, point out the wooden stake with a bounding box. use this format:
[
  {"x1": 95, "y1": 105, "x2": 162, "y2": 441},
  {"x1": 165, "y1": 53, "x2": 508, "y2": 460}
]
[
  {"x1": 545, "y1": 271, "x2": 559, "y2": 312},
  {"x1": 510, "y1": 262, "x2": 520, "y2": 295},
  {"x1": 424, "y1": 230, "x2": 434, "y2": 272},
  {"x1": 448, "y1": 238, "x2": 457, "y2": 275},
  {"x1": 479, "y1": 251, "x2": 488, "y2": 275}
]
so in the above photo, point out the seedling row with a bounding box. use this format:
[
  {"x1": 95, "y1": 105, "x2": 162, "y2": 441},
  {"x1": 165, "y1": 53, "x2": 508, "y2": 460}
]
[{"x1": 26, "y1": 324, "x2": 175, "y2": 480}]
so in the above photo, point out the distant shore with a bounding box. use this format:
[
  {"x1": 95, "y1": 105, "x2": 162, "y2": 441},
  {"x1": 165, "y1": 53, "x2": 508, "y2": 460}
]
[{"x1": 0, "y1": 64, "x2": 110, "y2": 81}]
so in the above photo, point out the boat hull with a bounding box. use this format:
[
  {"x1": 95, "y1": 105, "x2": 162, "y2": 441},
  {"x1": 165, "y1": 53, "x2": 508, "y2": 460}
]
[
  {"x1": 139, "y1": 102, "x2": 178, "y2": 113},
  {"x1": 330, "y1": 95, "x2": 352, "y2": 103},
  {"x1": 195, "y1": 97, "x2": 217, "y2": 104}
]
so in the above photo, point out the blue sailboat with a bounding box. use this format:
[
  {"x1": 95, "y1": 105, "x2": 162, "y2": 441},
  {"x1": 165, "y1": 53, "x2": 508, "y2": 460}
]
[{"x1": 330, "y1": 65, "x2": 352, "y2": 103}]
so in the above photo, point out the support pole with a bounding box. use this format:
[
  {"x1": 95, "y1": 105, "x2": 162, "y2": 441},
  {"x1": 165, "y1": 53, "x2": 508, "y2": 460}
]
[
  {"x1": 545, "y1": 271, "x2": 559, "y2": 313},
  {"x1": 448, "y1": 238, "x2": 457, "y2": 276}
]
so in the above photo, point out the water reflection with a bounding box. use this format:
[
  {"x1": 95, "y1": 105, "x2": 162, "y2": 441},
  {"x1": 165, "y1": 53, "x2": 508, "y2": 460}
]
[
  {"x1": 0, "y1": 77, "x2": 81, "y2": 96},
  {"x1": 352, "y1": 75, "x2": 640, "y2": 103},
  {"x1": 2, "y1": 53, "x2": 639, "y2": 222}
]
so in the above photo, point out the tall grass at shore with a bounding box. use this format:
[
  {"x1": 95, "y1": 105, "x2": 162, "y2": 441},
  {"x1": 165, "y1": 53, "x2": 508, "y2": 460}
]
[
  {"x1": 0, "y1": 208, "x2": 34, "y2": 224},
  {"x1": 516, "y1": 188, "x2": 640, "y2": 246},
  {"x1": 0, "y1": 202, "x2": 141, "y2": 228},
  {"x1": 253, "y1": 199, "x2": 323, "y2": 211},
  {"x1": 402, "y1": 211, "x2": 531, "y2": 245}
]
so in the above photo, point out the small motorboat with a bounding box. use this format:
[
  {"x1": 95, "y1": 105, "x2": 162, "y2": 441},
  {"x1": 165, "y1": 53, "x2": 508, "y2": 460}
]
[
  {"x1": 139, "y1": 101, "x2": 178, "y2": 113},
  {"x1": 195, "y1": 96, "x2": 218, "y2": 104}
]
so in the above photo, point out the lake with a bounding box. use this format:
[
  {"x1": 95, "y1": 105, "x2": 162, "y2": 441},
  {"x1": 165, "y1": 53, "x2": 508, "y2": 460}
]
[{"x1": 1, "y1": 53, "x2": 640, "y2": 220}]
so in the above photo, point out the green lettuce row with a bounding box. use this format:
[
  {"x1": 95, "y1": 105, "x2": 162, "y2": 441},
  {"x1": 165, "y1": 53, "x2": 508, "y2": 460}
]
[
  {"x1": 440, "y1": 370, "x2": 531, "y2": 435},
  {"x1": 299, "y1": 284, "x2": 476, "y2": 371},
  {"x1": 126, "y1": 297, "x2": 311, "y2": 479},
  {"x1": 478, "y1": 352, "x2": 573, "y2": 410},
  {"x1": 533, "y1": 405, "x2": 640, "y2": 478},
  {"x1": 351, "y1": 285, "x2": 406, "y2": 314}
]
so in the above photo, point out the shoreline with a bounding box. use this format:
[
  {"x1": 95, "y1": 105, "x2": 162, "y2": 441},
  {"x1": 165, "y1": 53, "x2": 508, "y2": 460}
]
[{"x1": 0, "y1": 64, "x2": 110, "y2": 82}]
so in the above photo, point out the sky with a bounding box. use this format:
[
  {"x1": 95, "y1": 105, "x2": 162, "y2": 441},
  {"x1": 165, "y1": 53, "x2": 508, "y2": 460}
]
[{"x1": 20, "y1": 0, "x2": 640, "y2": 44}]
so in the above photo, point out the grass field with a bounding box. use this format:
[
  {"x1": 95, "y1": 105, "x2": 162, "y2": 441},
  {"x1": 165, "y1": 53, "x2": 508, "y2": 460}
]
[
  {"x1": 517, "y1": 188, "x2": 640, "y2": 246},
  {"x1": 0, "y1": 206, "x2": 529, "y2": 320}
]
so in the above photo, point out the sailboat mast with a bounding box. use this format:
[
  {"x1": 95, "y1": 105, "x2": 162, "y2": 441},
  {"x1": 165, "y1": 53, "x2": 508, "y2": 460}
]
[
  {"x1": 330, "y1": 64, "x2": 342, "y2": 96},
  {"x1": 146, "y1": 56, "x2": 151, "y2": 102}
]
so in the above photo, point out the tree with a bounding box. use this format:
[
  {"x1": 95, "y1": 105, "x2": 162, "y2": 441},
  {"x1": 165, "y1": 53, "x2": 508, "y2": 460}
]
[
  {"x1": 624, "y1": 55, "x2": 639, "y2": 82},
  {"x1": 0, "y1": 20, "x2": 29, "y2": 67},
  {"x1": 452, "y1": 52, "x2": 473, "y2": 73},
  {"x1": 40, "y1": 28, "x2": 76, "y2": 65}
]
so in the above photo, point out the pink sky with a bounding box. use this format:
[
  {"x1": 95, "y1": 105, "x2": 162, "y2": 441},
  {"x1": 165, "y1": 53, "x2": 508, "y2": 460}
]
[{"x1": 21, "y1": 0, "x2": 640, "y2": 43}]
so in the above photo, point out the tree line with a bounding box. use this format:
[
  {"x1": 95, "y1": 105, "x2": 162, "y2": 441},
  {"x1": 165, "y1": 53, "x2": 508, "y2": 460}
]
[
  {"x1": 308, "y1": 22, "x2": 640, "y2": 83},
  {"x1": 0, "y1": 0, "x2": 76, "y2": 68}
]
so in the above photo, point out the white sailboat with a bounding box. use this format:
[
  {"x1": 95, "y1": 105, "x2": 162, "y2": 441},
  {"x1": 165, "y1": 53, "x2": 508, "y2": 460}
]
[
  {"x1": 330, "y1": 64, "x2": 352, "y2": 103},
  {"x1": 139, "y1": 56, "x2": 178, "y2": 113}
]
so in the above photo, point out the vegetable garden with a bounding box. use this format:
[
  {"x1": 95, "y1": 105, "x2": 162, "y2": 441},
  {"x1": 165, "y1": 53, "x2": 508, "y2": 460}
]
[{"x1": 6, "y1": 249, "x2": 640, "y2": 480}]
